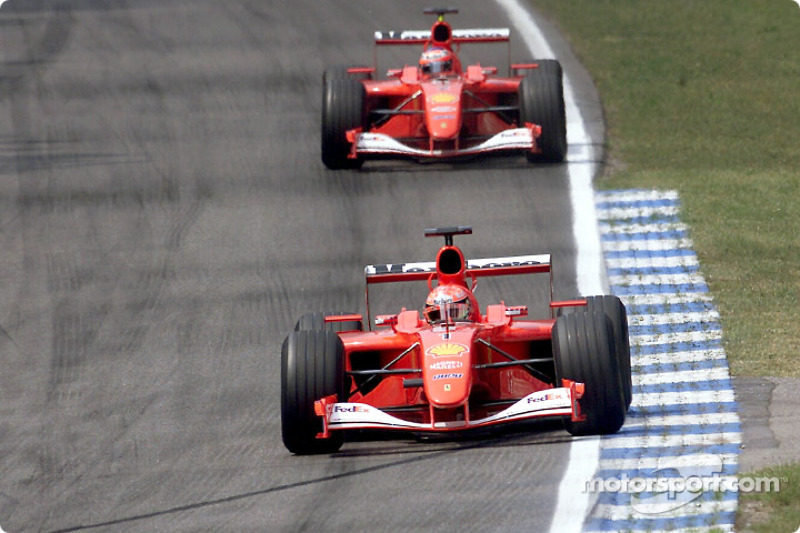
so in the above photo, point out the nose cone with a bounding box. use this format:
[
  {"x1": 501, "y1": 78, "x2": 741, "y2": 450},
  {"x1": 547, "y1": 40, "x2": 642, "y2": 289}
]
[
  {"x1": 423, "y1": 82, "x2": 463, "y2": 141},
  {"x1": 428, "y1": 116, "x2": 460, "y2": 140},
  {"x1": 419, "y1": 330, "x2": 472, "y2": 407}
]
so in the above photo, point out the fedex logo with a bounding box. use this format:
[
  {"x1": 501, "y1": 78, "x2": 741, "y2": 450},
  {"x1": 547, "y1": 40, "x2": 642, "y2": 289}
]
[
  {"x1": 333, "y1": 405, "x2": 368, "y2": 413},
  {"x1": 527, "y1": 391, "x2": 566, "y2": 404}
]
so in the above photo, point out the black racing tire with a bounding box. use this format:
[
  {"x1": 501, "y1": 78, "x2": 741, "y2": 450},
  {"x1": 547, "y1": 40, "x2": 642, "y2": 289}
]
[
  {"x1": 321, "y1": 74, "x2": 366, "y2": 170},
  {"x1": 559, "y1": 296, "x2": 632, "y2": 409},
  {"x1": 585, "y1": 296, "x2": 632, "y2": 409},
  {"x1": 294, "y1": 311, "x2": 363, "y2": 333},
  {"x1": 518, "y1": 59, "x2": 567, "y2": 163},
  {"x1": 281, "y1": 330, "x2": 346, "y2": 455},
  {"x1": 553, "y1": 311, "x2": 626, "y2": 436}
]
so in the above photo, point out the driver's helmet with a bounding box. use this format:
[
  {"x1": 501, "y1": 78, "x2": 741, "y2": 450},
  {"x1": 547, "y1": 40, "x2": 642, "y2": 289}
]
[
  {"x1": 424, "y1": 284, "x2": 472, "y2": 324},
  {"x1": 419, "y1": 47, "x2": 455, "y2": 76}
]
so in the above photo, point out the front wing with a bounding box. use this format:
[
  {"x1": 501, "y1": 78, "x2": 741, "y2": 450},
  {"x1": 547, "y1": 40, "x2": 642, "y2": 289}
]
[
  {"x1": 314, "y1": 381, "x2": 585, "y2": 439},
  {"x1": 348, "y1": 124, "x2": 541, "y2": 159}
]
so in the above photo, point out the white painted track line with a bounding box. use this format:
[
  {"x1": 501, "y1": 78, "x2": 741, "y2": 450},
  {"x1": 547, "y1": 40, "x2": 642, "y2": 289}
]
[{"x1": 494, "y1": 2, "x2": 605, "y2": 532}]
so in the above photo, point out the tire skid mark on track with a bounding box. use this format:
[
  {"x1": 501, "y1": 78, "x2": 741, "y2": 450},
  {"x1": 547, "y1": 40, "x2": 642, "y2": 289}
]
[
  {"x1": 583, "y1": 190, "x2": 742, "y2": 533},
  {"x1": 46, "y1": 435, "x2": 540, "y2": 533},
  {"x1": 34, "y1": 199, "x2": 206, "y2": 518}
]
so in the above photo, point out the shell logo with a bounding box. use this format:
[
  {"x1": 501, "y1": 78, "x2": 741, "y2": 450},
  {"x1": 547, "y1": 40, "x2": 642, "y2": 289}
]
[
  {"x1": 430, "y1": 93, "x2": 457, "y2": 104},
  {"x1": 427, "y1": 342, "x2": 469, "y2": 358}
]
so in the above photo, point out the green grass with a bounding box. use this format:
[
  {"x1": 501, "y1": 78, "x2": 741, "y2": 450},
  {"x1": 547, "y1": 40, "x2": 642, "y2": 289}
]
[
  {"x1": 736, "y1": 463, "x2": 800, "y2": 532},
  {"x1": 528, "y1": 0, "x2": 800, "y2": 377}
]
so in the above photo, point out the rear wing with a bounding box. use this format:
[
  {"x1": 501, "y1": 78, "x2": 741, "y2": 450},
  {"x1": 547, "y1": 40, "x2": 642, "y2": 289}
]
[
  {"x1": 365, "y1": 254, "x2": 550, "y2": 284},
  {"x1": 374, "y1": 28, "x2": 510, "y2": 45}
]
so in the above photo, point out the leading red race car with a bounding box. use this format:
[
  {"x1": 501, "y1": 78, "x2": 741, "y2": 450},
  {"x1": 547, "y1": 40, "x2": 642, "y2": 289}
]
[
  {"x1": 321, "y1": 8, "x2": 567, "y2": 169},
  {"x1": 281, "y1": 227, "x2": 632, "y2": 454}
]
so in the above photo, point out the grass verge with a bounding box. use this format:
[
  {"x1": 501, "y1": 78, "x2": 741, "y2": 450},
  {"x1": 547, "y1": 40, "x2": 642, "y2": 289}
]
[
  {"x1": 736, "y1": 463, "x2": 800, "y2": 532},
  {"x1": 527, "y1": 0, "x2": 800, "y2": 378}
]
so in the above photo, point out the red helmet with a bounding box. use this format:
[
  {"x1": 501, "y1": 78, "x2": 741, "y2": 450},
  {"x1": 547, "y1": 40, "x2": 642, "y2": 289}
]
[
  {"x1": 424, "y1": 284, "x2": 472, "y2": 324},
  {"x1": 419, "y1": 47, "x2": 456, "y2": 76}
]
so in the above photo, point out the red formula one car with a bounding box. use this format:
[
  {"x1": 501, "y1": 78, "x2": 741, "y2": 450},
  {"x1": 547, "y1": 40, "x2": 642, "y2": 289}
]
[
  {"x1": 281, "y1": 227, "x2": 632, "y2": 454},
  {"x1": 321, "y1": 8, "x2": 567, "y2": 169}
]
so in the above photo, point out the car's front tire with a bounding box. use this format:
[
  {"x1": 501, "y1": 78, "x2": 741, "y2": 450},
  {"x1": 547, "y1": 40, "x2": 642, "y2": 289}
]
[
  {"x1": 321, "y1": 70, "x2": 366, "y2": 170},
  {"x1": 558, "y1": 296, "x2": 632, "y2": 409},
  {"x1": 583, "y1": 296, "x2": 632, "y2": 409},
  {"x1": 518, "y1": 59, "x2": 567, "y2": 163},
  {"x1": 281, "y1": 330, "x2": 346, "y2": 454},
  {"x1": 553, "y1": 311, "x2": 626, "y2": 436}
]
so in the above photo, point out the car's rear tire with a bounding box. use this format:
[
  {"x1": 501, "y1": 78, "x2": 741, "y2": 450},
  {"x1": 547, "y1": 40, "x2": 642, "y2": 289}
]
[
  {"x1": 294, "y1": 311, "x2": 363, "y2": 333},
  {"x1": 553, "y1": 311, "x2": 626, "y2": 435},
  {"x1": 281, "y1": 330, "x2": 346, "y2": 454},
  {"x1": 518, "y1": 59, "x2": 567, "y2": 163},
  {"x1": 321, "y1": 73, "x2": 366, "y2": 170}
]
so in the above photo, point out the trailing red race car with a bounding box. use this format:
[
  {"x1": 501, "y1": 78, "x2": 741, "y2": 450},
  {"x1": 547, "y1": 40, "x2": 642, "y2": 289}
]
[
  {"x1": 321, "y1": 8, "x2": 567, "y2": 169},
  {"x1": 281, "y1": 226, "x2": 632, "y2": 454}
]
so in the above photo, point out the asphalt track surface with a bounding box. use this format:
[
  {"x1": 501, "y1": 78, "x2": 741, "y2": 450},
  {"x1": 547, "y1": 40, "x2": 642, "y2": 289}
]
[{"x1": 0, "y1": 1, "x2": 603, "y2": 531}]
